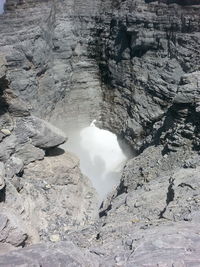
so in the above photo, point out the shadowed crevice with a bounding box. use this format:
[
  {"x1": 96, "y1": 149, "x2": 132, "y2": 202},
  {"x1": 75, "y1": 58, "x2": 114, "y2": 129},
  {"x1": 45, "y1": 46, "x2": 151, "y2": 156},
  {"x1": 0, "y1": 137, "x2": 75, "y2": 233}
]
[{"x1": 159, "y1": 177, "x2": 175, "y2": 219}]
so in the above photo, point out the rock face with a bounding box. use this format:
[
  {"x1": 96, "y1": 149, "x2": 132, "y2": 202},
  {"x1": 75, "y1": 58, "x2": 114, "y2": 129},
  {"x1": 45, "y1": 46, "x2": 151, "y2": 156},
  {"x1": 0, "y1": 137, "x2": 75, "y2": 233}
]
[
  {"x1": 0, "y1": 43, "x2": 98, "y2": 252},
  {"x1": 0, "y1": 241, "x2": 99, "y2": 267},
  {"x1": 1, "y1": 0, "x2": 200, "y2": 150},
  {"x1": 1, "y1": 0, "x2": 102, "y2": 130},
  {"x1": 94, "y1": 0, "x2": 200, "y2": 154},
  {"x1": 0, "y1": 0, "x2": 200, "y2": 266},
  {"x1": 60, "y1": 145, "x2": 200, "y2": 266}
]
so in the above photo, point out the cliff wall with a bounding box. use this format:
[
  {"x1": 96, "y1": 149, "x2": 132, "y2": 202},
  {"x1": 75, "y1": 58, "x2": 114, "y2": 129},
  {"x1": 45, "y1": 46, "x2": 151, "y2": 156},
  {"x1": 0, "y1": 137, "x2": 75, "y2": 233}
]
[{"x1": 0, "y1": 0, "x2": 200, "y2": 265}]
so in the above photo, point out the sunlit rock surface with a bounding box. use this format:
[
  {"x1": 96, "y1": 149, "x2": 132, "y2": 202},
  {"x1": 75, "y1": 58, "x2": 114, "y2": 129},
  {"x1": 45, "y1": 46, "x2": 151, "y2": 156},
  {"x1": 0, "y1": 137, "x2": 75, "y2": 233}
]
[
  {"x1": 0, "y1": 56, "x2": 98, "y2": 252},
  {"x1": 0, "y1": 0, "x2": 200, "y2": 265}
]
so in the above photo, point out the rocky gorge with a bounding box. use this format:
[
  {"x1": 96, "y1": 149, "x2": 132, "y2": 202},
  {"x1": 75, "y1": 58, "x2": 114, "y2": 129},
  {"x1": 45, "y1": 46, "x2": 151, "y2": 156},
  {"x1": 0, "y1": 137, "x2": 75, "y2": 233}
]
[{"x1": 0, "y1": 0, "x2": 200, "y2": 266}]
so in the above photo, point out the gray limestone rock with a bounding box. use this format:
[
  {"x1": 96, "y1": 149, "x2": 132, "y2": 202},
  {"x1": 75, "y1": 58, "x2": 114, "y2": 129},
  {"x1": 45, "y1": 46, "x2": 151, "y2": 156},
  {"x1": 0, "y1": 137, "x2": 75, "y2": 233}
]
[
  {"x1": 0, "y1": 0, "x2": 200, "y2": 265},
  {"x1": 14, "y1": 116, "x2": 67, "y2": 150},
  {"x1": 5, "y1": 156, "x2": 24, "y2": 179},
  {"x1": 0, "y1": 162, "x2": 5, "y2": 190},
  {"x1": 0, "y1": 151, "x2": 98, "y2": 248},
  {"x1": 7, "y1": 97, "x2": 31, "y2": 117},
  {"x1": 0, "y1": 115, "x2": 66, "y2": 166},
  {"x1": 173, "y1": 71, "x2": 200, "y2": 104},
  {"x1": 0, "y1": 56, "x2": 6, "y2": 77},
  {"x1": 20, "y1": 151, "x2": 98, "y2": 241},
  {"x1": 0, "y1": 212, "x2": 27, "y2": 252},
  {"x1": 0, "y1": 241, "x2": 99, "y2": 267},
  {"x1": 14, "y1": 144, "x2": 45, "y2": 165},
  {"x1": 0, "y1": 135, "x2": 17, "y2": 162}
]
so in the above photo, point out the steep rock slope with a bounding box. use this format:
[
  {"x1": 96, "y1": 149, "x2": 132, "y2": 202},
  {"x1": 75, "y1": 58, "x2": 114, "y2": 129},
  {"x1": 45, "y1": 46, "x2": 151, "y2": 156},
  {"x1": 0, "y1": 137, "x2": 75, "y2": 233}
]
[
  {"x1": 2, "y1": 0, "x2": 200, "y2": 151},
  {"x1": 1, "y1": 0, "x2": 102, "y2": 128},
  {"x1": 95, "y1": 0, "x2": 200, "y2": 153},
  {"x1": 0, "y1": 0, "x2": 99, "y2": 250},
  {"x1": 0, "y1": 0, "x2": 200, "y2": 266}
]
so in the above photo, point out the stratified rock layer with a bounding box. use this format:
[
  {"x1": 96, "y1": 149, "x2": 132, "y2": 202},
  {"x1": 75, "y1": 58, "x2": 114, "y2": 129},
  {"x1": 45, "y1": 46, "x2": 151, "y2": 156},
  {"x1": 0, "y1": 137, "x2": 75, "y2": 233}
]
[
  {"x1": 0, "y1": 53, "x2": 98, "y2": 251},
  {"x1": 1, "y1": 0, "x2": 200, "y2": 150},
  {"x1": 0, "y1": 0, "x2": 200, "y2": 266},
  {"x1": 94, "y1": 0, "x2": 200, "y2": 153}
]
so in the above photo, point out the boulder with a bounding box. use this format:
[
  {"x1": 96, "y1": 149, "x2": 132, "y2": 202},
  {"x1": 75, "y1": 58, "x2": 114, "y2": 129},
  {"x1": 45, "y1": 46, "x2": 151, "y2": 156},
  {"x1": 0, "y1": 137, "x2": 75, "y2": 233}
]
[
  {"x1": 14, "y1": 144, "x2": 45, "y2": 165},
  {"x1": 0, "y1": 212, "x2": 27, "y2": 253},
  {"x1": 0, "y1": 241, "x2": 99, "y2": 267},
  {"x1": 5, "y1": 156, "x2": 24, "y2": 179},
  {"x1": 15, "y1": 116, "x2": 67, "y2": 149},
  {"x1": 173, "y1": 72, "x2": 200, "y2": 104}
]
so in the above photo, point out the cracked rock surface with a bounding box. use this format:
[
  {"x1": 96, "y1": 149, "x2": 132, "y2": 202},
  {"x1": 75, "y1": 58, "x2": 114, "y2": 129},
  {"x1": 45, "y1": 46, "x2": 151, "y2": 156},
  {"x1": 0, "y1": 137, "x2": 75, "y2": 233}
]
[
  {"x1": 0, "y1": 49, "x2": 98, "y2": 252},
  {"x1": 0, "y1": 0, "x2": 200, "y2": 266}
]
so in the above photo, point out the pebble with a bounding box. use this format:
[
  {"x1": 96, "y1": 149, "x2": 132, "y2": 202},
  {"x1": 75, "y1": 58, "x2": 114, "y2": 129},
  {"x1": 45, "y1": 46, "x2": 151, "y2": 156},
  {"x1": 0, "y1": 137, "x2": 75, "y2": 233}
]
[
  {"x1": 49, "y1": 234, "x2": 60, "y2": 242},
  {"x1": 1, "y1": 129, "x2": 11, "y2": 136}
]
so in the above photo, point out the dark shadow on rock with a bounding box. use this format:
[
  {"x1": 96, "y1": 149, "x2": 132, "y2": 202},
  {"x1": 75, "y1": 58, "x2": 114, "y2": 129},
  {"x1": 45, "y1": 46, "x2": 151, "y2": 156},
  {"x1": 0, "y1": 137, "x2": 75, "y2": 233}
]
[
  {"x1": 117, "y1": 135, "x2": 136, "y2": 159},
  {"x1": 0, "y1": 186, "x2": 6, "y2": 202},
  {"x1": 0, "y1": 75, "x2": 9, "y2": 115},
  {"x1": 159, "y1": 177, "x2": 175, "y2": 218},
  {"x1": 45, "y1": 147, "x2": 65, "y2": 157},
  {"x1": 114, "y1": 22, "x2": 132, "y2": 63}
]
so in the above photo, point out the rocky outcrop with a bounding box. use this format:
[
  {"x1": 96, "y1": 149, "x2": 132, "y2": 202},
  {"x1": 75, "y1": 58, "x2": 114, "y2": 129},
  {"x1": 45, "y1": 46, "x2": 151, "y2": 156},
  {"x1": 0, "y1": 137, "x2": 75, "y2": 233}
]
[
  {"x1": 0, "y1": 241, "x2": 99, "y2": 266},
  {"x1": 64, "y1": 146, "x2": 200, "y2": 266},
  {"x1": 2, "y1": 150, "x2": 97, "y2": 247},
  {"x1": 0, "y1": 54, "x2": 98, "y2": 252},
  {"x1": 0, "y1": 0, "x2": 200, "y2": 265},
  {"x1": 1, "y1": 0, "x2": 200, "y2": 151},
  {"x1": 0, "y1": 0, "x2": 102, "y2": 130},
  {"x1": 94, "y1": 0, "x2": 200, "y2": 153},
  {"x1": 99, "y1": 146, "x2": 200, "y2": 225},
  {"x1": 0, "y1": 212, "x2": 28, "y2": 254},
  {"x1": 1, "y1": 147, "x2": 200, "y2": 265},
  {"x1": 0, "y1": 221, "x2": 200, "y2": 266}
]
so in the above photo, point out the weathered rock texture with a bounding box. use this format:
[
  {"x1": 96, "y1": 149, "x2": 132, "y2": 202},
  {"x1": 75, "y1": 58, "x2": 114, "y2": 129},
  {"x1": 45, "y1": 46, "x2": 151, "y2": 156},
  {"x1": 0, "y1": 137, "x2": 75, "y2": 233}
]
[
  {"x1": 94, "y1": 0, "x2": 200, "y2": 154},
  {"x1": 0, "y1": 241, "x2": 99, "y2": 267},
  {"x1": 1, "y1": 0, "x2": 102, "y2": 130},
  {"x1": 0, "y1": 52, "x2": 98, "y2": 252},
  {"x1": 0, "y1": 0, "x2": 200, "y2": 266},
  {"x1": 1, "y1": 0, "x2": 200, "y2": 149}
]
